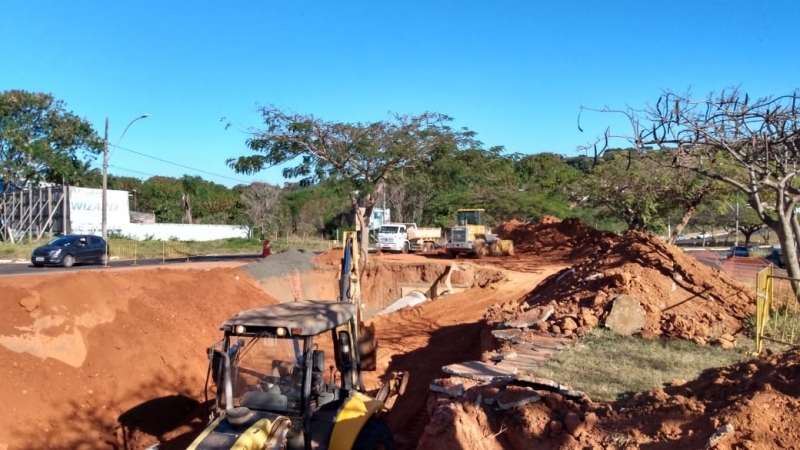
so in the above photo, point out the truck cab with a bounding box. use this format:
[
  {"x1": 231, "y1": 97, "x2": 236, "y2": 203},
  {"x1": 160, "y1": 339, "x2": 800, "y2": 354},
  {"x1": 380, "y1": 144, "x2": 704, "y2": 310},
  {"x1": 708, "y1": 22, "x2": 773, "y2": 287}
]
[{"x1": 377, "y1": 223, "x2": 408, "y2": 253}]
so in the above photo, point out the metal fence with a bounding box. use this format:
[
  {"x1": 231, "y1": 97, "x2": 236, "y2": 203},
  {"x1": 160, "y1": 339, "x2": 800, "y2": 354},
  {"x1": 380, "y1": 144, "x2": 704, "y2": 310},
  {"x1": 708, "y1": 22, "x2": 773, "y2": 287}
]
[{"x1": 754, "y1": 265, "x2": 800, "y2": 352}]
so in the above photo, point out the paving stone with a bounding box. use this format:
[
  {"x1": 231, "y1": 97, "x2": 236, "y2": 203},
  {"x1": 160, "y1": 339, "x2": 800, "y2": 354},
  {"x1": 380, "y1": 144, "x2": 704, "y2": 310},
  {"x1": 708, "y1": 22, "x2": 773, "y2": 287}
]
[
  {"x1": 442, "y1": 361, "x2": 517, "y2": 382},
  {"x1": 496, "y1": 386, "x2": 541, "y2": 410}
]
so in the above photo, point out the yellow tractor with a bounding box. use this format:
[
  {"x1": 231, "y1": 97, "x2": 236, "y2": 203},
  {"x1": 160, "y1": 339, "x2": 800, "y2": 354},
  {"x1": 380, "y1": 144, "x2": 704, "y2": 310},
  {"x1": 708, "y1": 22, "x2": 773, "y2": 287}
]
[
  {"x1": 445, "y1": 208, "x2": 514, "y2": 258},
  {"x1": 186, "y1": 233, "x2": 405, "y2": 450}
]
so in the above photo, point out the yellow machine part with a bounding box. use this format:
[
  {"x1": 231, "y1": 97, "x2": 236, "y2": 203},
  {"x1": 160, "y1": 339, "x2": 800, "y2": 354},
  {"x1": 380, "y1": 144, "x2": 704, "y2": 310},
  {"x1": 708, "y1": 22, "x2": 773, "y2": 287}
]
[
  {"x1": 186, "y1": 416, "x2": 275, "y2": 450},
  {"x1": 328, "y1": 392, "x2": 385, "y2": 450},
  {"x1": 497, "y1": 239, "x2": 515, "y2": 256}
]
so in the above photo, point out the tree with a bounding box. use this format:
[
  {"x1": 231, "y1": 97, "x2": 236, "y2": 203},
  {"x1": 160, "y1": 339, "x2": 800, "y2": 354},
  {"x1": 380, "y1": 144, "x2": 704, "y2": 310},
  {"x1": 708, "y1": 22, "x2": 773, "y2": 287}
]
[
  {"x1": 228, "y1": 107, "x2": 474, "y2": 261},
  {"x1": 581, "y1": 88, "x2": 800, "y2": 289},
  {"x1": 0, "y1": 90, "x2": 102, "y2": 193},
  {"x1": 241, "y1": 182, "x2": 282, "y2": 237}
]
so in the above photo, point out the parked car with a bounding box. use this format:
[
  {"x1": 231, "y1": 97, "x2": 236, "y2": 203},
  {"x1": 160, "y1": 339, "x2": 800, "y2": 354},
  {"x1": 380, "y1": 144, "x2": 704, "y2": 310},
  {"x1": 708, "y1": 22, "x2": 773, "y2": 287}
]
[
  {"x1": 30, "y1": 235, "x2": 108, "y2": 268},
  {"x1": 676, "y1": 234, "x2": 687, "y2": 241},
  {"x1": 697, "y1": 231, "x2": 712, "y2": 239},
  {"x1": 728, "y1": 246, "x2": 750, "y2": 258},
  {"x1": 767, "y1": 246, "x2": 785, "y2": 268}
]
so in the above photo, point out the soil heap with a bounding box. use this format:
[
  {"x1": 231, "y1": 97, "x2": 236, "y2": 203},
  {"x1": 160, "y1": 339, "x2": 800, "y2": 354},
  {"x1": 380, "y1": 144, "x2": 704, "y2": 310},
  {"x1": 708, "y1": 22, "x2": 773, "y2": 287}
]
[
  {"x1": 0, "y1": 267, "x2": 280, "y2": 450},
  {"x1": 491, "y1": 218, "x2": 754, "y2": 343},
  {"x1": 495, "y1": 216, "x2": 617, "y2": 260},
  {"x1": 420, "y1": 348, "x2": 800, "y2": 450}
]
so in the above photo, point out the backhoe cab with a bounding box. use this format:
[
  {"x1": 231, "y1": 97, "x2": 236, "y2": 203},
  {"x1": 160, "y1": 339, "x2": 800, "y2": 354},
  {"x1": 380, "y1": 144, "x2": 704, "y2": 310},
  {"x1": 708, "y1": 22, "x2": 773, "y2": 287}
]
[
  {"x1": 187, "y1": 300, "x2": 393, "y2": 450},
  {"x1": 445, "y1": 208, "x2": 514, "y2": 258}
]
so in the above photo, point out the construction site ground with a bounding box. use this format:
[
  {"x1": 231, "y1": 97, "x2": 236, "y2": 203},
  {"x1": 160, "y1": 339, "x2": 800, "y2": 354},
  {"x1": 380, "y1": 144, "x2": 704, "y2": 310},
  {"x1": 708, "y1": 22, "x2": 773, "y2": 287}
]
[{"x1": 1, "y1": 217, "x2": 796, "y2": 450}]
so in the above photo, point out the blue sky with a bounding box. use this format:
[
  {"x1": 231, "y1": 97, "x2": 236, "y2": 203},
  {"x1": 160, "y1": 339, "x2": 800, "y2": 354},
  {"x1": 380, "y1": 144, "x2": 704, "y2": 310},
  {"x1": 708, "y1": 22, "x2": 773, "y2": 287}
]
[{"x1": 2, "y1": 0, "x2": 799, "y2": 187}]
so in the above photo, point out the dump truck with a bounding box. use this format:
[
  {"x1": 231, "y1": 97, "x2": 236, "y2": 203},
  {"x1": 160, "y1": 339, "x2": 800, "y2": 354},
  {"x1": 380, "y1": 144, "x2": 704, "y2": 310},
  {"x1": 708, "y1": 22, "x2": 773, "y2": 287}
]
[
  {"x1": 377, "y1": 222, "x2": 442, "y2": 253},
  {"x1": 186, "y1": 232, "x2": 406, "y2": 450},
  {"x1": 445, "y1": 208, "x2": 514, "y2": 258}
]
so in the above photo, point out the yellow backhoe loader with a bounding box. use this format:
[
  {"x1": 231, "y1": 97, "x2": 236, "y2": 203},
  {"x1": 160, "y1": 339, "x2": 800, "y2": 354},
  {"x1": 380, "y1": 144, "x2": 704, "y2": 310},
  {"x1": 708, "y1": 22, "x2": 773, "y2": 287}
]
[
  {"x1": 445, "y1": 208, "x2": 514, "y2": 258},
  {"x1": 186, "y1": 232, "x2": 406, "y2": 450}
]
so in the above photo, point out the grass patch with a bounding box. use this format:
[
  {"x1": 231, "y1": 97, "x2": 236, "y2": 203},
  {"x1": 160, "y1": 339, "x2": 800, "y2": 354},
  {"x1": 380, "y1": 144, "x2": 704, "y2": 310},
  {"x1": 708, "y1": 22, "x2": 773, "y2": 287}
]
[
  {"x1": 0, "y1": 237, "x2": 336, "y2": 260},
  {"x1": 531, "y1": 328, "x2": 751, "y2": 402}
]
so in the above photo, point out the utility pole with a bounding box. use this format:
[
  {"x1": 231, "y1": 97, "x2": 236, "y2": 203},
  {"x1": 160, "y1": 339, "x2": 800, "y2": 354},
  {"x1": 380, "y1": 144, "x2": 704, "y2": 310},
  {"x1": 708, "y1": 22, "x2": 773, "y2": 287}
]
[
  {"x1": 102, "y1": 117, "x2": 109, "y2": 240},
  {"x1": 101, "y1": 114, "x2": 150, "y2": 240}
]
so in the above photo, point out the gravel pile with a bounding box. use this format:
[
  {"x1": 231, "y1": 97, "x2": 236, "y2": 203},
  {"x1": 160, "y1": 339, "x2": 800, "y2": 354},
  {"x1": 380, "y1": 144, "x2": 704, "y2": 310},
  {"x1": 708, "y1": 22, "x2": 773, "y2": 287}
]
[{"x1": 241, "y1": 249, "x2": 318, "y2": 280}]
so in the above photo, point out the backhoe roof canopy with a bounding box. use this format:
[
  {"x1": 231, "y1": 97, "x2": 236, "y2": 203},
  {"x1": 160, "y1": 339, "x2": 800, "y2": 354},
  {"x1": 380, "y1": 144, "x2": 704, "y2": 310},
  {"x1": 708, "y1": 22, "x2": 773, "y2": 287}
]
[{"x1": 221, "y1": 300, "x2": 355, "y2": 336}]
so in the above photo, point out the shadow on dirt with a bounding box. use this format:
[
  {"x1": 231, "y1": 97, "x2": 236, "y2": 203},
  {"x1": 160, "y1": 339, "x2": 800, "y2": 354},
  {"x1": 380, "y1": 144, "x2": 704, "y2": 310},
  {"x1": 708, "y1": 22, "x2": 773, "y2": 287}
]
[
  {"x1": 378, "y1": 320, "x2": 510, "y2": 450},
  {"x1": 12, "y1": 371, "x2": 211, "y2": 450}
]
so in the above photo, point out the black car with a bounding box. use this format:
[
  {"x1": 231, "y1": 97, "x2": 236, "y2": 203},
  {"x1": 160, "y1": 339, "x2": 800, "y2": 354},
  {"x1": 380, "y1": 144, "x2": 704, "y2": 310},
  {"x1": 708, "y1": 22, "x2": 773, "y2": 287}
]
[{"x1": 31, "y1": 235, "x2": 108, "y2": 268}]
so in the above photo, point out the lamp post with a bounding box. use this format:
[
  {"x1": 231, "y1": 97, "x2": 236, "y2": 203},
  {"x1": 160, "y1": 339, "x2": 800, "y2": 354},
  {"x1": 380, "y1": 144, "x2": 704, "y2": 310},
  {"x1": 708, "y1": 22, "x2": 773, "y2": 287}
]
[{"x1": 102, "y1": 114, "x2": 149, "y2": 239}]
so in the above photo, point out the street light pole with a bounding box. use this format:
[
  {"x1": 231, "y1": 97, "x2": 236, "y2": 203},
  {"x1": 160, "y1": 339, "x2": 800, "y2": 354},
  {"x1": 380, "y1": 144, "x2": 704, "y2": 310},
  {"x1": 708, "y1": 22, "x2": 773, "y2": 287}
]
[{"x1": 101, "y1": 114, "x2": 150, "y2": 240}]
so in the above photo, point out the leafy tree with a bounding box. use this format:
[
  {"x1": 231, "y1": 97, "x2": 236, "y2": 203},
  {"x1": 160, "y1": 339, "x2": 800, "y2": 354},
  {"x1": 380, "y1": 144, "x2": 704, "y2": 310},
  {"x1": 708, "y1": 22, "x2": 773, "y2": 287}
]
[
  {"x1": 0, "y1": 90, "x2": 102, "y2": 193},
  {"x1": 228, "y1": 107, "x2": 475, "y2": 261}
]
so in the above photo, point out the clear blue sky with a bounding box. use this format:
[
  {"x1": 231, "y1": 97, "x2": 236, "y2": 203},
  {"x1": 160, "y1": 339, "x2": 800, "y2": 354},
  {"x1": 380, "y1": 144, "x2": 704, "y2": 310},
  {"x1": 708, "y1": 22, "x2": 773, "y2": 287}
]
[{"x1": 2, "y1": 0, "x2": 798, "y2": 188}]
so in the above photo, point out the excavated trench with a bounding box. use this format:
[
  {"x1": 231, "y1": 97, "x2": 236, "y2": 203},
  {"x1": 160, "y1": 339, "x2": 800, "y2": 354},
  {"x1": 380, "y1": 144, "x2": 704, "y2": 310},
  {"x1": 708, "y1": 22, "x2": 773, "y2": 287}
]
[{"x1": 258, "y1": 256, "x2": 507, "y2": 313}]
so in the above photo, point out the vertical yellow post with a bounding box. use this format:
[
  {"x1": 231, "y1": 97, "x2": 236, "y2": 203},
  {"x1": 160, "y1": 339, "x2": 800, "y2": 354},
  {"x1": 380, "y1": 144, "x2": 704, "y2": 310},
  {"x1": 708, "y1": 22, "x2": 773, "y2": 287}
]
[{"x1": 162, "y1": 241, "x2": 166, "y2": 264}]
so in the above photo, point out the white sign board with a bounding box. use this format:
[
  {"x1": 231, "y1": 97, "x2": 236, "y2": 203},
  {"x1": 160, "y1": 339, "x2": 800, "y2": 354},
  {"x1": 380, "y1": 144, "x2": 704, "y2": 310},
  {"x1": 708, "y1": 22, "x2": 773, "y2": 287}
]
[
  {"x1": 69, "y1": 187, "x2": 130, "y2": 235},
  {"x1": 356, "y1": 207, "x2": 391, "y2": 231}
]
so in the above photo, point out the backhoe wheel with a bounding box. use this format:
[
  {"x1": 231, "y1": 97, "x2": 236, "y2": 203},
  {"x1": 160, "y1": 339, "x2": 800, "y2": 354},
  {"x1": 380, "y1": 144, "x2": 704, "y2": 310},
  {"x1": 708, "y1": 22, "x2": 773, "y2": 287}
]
[
  {"x1": 489, "y1": 241, "x2": 501, "y2": 256},
  {"x1": 352, "y1": 417, "x2": 394, "y2": 450},
  {"x1": 473, "y1": 239, "x2": 488, "y2": 259}
]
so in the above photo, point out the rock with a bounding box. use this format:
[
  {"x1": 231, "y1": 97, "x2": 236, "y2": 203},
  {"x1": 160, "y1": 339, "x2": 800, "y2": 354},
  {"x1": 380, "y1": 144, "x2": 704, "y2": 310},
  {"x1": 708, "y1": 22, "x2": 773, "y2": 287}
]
[
  {"x1": 548, "y1": 419, "x2": 563, "y2": 436},
  {"x1": 562, "y1": 317, "x2": 578, "y2": 331},
  {"x1": 551, "y1": 325, "x2": 562, "y2": 334},
  {"x1": 583, "y1": 412, "x2": 598, "y2": 431},
  {"x1": 604, "y1": 295, "x2": 646, "y2": 336},
  {"x1": 564, "y1": 412, "x2": 584, "y2": 437},
  {"x1": 491, "y1": 329, "x2": 522, "y2": 342},
  {"x1": 544, "y1": 392, "x2": 563, "y2": 410},
  {"x1": 441, "y1": 361, "x2": 516, "y2": 382},
  {"x1": 19, "y1": 292, "x2": 41, "y2": 312},
  {"x1": 705, "y1": 423, "x2": 735, "y2": 449},
  {"x1": 496, "y1": 386, "x2": 541, "y2": 410},
  {"x1": 715, "y1": 333, "x2": 737, "y2": 349},
  {"x1": 504, "y1": 306, "x2": 554, "y2": 329},
  {"x1": 429, "y1": 379, "x2": 465, "y2": 397},
  {"x1": 591, "y1": 290, "x2": 608, "y2": 307},
  {"x1": 513, "y1": 375, "x2": 586, "y2": 399},
  {"x1": 490, "y1": 351, "x2": 518, "y2": 362},
  {"x1": 610, "y1": 272, "x2": 632, "y2": 287},
  {"x1": 580, "y1": 308, "x2": 599, "y2": 328}
]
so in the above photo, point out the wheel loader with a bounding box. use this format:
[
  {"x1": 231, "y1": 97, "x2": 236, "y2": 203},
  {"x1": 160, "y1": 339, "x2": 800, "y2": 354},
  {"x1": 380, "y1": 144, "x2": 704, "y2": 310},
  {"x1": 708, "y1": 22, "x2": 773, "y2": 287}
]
[
  {"x1": 445, "y1": 208, "x2": 514, "y2": 258},
  {"x1": 186, "y1": 233, "x2": 405, "y2": 450}
]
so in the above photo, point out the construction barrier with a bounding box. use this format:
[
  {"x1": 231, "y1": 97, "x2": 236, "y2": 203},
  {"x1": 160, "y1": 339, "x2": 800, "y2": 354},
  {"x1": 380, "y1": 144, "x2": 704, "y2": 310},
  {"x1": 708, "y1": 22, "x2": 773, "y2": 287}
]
[
  {"x1": 754, "y1": 265, "x2": 800, "y2": 352},
  {"x1": 162, "y1": 241, "x2": 191, "y2": 263},
  {"x1": 107, "y1": 241, "x2": 139, "y2": 265}
]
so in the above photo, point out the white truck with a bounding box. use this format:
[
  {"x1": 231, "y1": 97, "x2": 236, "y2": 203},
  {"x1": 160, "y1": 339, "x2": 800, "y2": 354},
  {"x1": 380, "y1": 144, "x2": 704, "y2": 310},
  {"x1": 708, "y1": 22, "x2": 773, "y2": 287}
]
[{"x1": 377, "y1": 222, "x2": 442, "y2": 253}]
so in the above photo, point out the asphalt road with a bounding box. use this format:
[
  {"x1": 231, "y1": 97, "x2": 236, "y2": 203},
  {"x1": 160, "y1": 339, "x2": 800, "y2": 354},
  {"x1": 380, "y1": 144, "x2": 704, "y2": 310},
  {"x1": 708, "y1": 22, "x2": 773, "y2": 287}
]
[{"x1": 0, "y1": 253, "x2": 263, "y2": 277}]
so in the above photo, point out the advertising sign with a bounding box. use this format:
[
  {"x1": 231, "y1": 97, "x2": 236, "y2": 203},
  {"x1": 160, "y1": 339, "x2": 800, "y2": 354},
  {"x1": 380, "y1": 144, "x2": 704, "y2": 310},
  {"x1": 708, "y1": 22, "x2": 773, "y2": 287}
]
[
  {"x1": 355, "y1": 207, "x2": 391, "y2": 231},
  {"x1": 69, "y1": 187, "x2": 130, "y2": 235}
]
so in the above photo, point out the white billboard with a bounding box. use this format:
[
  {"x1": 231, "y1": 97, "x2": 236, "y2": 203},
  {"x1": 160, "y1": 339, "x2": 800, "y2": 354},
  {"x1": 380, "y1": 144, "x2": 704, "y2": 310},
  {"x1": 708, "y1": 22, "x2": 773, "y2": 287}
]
[{"x1": 69, "y1": 187, "x2": 130, "y2": 235}]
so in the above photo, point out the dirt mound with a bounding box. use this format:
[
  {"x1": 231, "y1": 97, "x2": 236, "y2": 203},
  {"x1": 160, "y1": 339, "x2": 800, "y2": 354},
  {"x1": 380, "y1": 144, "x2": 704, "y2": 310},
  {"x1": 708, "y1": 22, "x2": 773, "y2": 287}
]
[
  {"x1": 420, "y1": 349, "x2": 800, "y2": 449},
  {"x1": 0, "y1": 267, "x2": 279, "y2": 450},
  {"x1": 608, "y1": 348, "x2": 800, "y2": 448},
  {"x1": 496, "y1": 216, "x2": 618, "y2": 260},
  {"x1": 488, "y1": 231, "x2": 754, "y2": 343}
]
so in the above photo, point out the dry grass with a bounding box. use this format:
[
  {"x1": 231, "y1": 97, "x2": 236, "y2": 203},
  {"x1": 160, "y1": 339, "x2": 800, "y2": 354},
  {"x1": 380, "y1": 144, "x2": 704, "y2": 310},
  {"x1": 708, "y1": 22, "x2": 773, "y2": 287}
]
[{"x1": 530, "y1": 328, "x2": 751, "y2": 401}]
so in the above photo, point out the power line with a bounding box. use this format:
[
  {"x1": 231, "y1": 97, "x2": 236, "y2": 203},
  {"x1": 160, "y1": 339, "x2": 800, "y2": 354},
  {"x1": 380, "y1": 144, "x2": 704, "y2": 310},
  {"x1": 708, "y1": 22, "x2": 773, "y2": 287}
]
[{"x1": 109, "y1": 143, "x2": 252, "y2": 184}]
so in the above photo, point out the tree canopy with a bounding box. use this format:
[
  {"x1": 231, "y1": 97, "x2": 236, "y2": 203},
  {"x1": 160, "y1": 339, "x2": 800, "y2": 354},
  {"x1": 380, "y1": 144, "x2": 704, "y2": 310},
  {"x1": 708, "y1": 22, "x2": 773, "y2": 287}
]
[{"x1": 0, "y1": 90, "x2": 102, "y2": 194}]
